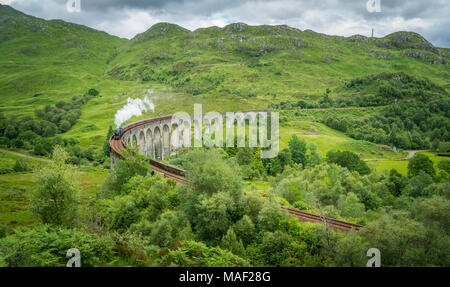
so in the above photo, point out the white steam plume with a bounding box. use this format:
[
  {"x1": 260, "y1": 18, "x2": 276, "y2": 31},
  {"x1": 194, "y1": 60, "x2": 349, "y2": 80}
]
[{"x1": 114, "y1": 90, "x2": 155, "y2": 128}]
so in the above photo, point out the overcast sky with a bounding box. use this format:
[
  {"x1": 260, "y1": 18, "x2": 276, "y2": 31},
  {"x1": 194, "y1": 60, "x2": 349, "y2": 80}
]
[{"x1": 1, "y1": 0, "x2": 449, "y2": 48}]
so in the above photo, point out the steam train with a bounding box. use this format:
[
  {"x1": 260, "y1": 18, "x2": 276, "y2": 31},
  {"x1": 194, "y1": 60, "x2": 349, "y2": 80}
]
[{"x1": 113, "y1": 128, "x2": 123, "y2": 140}]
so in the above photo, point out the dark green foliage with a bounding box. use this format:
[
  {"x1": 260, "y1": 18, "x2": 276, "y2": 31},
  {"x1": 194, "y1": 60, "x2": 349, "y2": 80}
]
[
  {"x1": 360, "y1": 212, "x2": 449, "y2": 266},
  {"x1": 263, "y1": 148, "x2": 293, "y2": 176},
  {"x1": 182, "y1": 149, "x2": 242, "y2": 195},
  {"x1": 139, "y1": 211, "x2": 192, "y2": 248},
  {"x1": 0, "y1": 91, "x2": 95, "y2": 158},
  {"x1": 327, "y1": 150, "x2": 371, "y2": 175},
  {"x1": 387, "y1": 169, "x2": 407, "y2": 196},
  {"x1": 0, "y1": 225, "x2": 116, "y2": 267},
  {"x1": 34, "y1": 95, "x2": 89, "y2": 133},
  {"x1": 179, "y1": 150, "x2": 245, "y2": 244},
  {"x1": 322, "y1": 100, "x2": 449, "y2": 150},
  {"x1": 102, "y1": 147, "x2": 150, "y2": 196},
  {"x1": 220, "y1": 228, "x2": 245, "y2": 256},
  {"x1": 408, "y1": 153, "x2": 436, "y2": 177},
  {"x1": 437, "y1": 160, "x2": 450, "y2": 174},
  {"x1": 103, "y1": 126, "x2": 114, "y2": 157},
  {"x1": 96, "y1": 174, "x2": 177, "y2": 232},
  {"x1": 257, "y1": 201, "x2": 289, "y2": 232},
  {"x1": 30, "y1": 146, "x2": 79, "y2": 226},
  {"x1": 234, "y1": 215, "x2": 256, "y2": 247},
  {"x1": 341, "y1": 72, "x2": 446, "y2": 106},
  {"x1": 236, "y1": 147, "x2": 254, "y2": 165},
  {"x1": 259, "y1": 231, "x2": 292, "y2": 266},
  {"x1": 405, "y1": 172, "x2": 434, "y2": 198},
  {"x1": 161, "y1": 240, "x2": 250, "y2": 267},
  {"x1": 88, "y1": 88, "x2": 99, "y2": 97},
  {"x1": 332, "y1": 231, "x2": 368, "y2": 267},
  {"x1": 13, "y1": 158, "x2": 30, "y2": 172},
  {"x1": 288, "y1": 135, "x2": 307, "y2": 166}
]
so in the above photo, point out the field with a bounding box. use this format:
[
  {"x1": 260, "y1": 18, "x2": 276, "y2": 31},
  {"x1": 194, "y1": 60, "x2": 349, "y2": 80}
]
[{"x1": 0, "y1": 151, "x2": 107, "y2": 233}]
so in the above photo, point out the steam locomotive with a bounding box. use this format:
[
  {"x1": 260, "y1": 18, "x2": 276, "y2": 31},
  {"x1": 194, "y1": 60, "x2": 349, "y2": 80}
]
[{"x1": 113, "y1": 128, "x2": 123, "y2": 140}]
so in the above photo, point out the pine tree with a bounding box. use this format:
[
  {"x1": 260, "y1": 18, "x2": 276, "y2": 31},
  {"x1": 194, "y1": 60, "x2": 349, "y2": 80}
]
[{"x1": 220, "y1": 228, "x2": 245, "y2": 256}]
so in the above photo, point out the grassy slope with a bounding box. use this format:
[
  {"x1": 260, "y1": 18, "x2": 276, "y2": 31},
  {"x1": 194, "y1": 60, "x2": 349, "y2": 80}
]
[
  {"x1": 0, "y1": 4, "x2": 127, "y2": 116},
  {"x1": 108, "y1": 23, "x2": 449, "y2": 104},
  {"x1": 0, "y1": 6, "x2": 448, "y2": 161}
]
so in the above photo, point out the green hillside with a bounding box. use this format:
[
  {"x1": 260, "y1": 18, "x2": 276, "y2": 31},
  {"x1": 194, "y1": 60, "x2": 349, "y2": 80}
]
[
  {"x1": 0, "y1": 4, "x2": 127, "y2": 116},
  {"x1": 107, "y1": 22, "x2": 449, "y2": 105},
  {"x1": 0, "y1": 4, "x2": 448, "y2": 166}
]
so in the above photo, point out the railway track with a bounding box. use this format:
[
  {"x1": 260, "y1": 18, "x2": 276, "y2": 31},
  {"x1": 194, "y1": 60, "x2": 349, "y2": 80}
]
[
  {"x1": 282, "y1": 207, "x2": 362, "y2": 232},
  {"x1": 110, "y1": 125, "x2": 363, "y2": 233}
]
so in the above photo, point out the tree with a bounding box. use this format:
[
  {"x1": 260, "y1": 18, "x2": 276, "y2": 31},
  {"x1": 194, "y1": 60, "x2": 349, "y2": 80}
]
[
  {"x1": 182, "y1": 149, "x2": 242, "y2": 196},
  {"x1": 59, "y1": 120, "x2": 71, "y2": 133},
  {"x1": 236, "y1": 147, "x2": 254, "y2": 165},
  {"x1": 259, "y1": 231, "x2": 292, "y2": 266},
  {"x1": 408, "y1": 153, "x2": 435, "y2": 178},
  {"x1": 278, "y1": 148, "x2": 293, "y2": 170},
  {"x1": 387, "y1": 169, "x2": 406, "y2": 197},
  {"x1": 41, "y1": 121, "x2": 57, "y2": 137},
  {"x1": 131, "y1": 210, "x2": 193, "y2": 247},
  {"x1": 103, "y1": 126, "x2": 114, "y2": 157},
  {"x1": 289, "y1": 135, "x2": 307, "y2": 166},
  {"x1": 4, "y1": 125, "x2": 18, "y2": 139},
  {"x1": 30, "y1": 146, "x2": 79, "y2": 226},
  {"x1": 338, "y1": 192, "x2": 365, "y2": 218},
  {"x1": 13, "y1": 158, "x2": 30, "y2": 172},
  {"x1": 88, "y1": 88, "x2": 99, "y2": 97},
  {"x1": 333, "y1": 231, "x2": 368, "y2": 267},
  {"x1": 405, "y1": 172, "x2": 434, "y2": 198},
  {"x1": 220, "y1": 228, "x2": 245, "y2": 256},
  {"x1": 438, "y1": 142, "x2": 449, "y2": 153},
  {"x1": 195, "y1": 192, "x2": 233, "y2": 244},
  {"x1": 257, "y1": 201, "x2": 288, "y2": 232},
  {"x1": 234, "y1": 215, "x2": 256, "y2": 246},
  {"x1": 253, "y1": 146, "x2": 265, "y2": 177},
  {"x1": 103, "y1": 146, "x2": 150, "y2": 195},
  {"x1": 360, "y1": 214, "x2": 428, "y2": 266},
  {"x1": 327, "y1": 150, "x2": 371, "y2": 175},
  {"x1": 437, "y1": 160, "x2": 450, "y2": 174}
]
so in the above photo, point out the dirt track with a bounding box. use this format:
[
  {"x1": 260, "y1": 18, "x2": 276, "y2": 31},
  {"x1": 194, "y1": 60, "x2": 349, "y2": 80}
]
[{"x1": 0, "y1": 149, "x2": 53, "y2": 163}]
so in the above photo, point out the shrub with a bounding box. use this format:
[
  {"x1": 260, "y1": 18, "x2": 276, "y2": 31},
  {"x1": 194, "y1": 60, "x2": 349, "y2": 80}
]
[
  {"x1": 408, "y1": 153, "x2": 435, "y2": 178},
  {"x1": 0, "y1": 225, "x2": 116, "y2": 267},
  {"x1": 161, "y1": 240, "x2": 250, "y2": 267},
  {"x1": 13, "y1": 158, "x2": 30, "y2": 172},
  {"x1": 327, "y1": 150, "x2": 371, "y2": 175},
  {"x1": 30, "y1": 146, "x2": 79, "y2": 226}
]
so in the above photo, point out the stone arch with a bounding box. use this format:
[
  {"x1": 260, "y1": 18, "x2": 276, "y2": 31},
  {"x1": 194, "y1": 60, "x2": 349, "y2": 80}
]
[
  {"x1": 171, "y1": 112, "x2": 192, "y2": 149},
  {"x1": 171, "y1": 123, "x2": 180, "y2": 150},
  {"x1": 153, "y1": 126, "x2": 162, "y2": 160},
  {"x1": 132, "y1": 134, "x2": 137, "y2": 147},
  {"x1": 163, "y1": 124, "x2": 171, "y2": 157},
  {"x1": 138, "y1": 130, "x2": 146, "y2": 155},
  {"x1": 146, "y1": 128, "x2": 153, "y2": 158}
]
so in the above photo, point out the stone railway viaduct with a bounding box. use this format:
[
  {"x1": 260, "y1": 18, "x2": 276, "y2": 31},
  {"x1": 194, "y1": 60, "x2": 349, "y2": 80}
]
[{"x1": 109, "y1": 112, "x2": 363, "y2": 233}]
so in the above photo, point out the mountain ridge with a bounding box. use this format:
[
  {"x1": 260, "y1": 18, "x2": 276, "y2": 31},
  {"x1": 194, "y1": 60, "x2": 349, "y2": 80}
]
[{"x1": 0, "y1": 4, "x2": 448, "y2": 148}]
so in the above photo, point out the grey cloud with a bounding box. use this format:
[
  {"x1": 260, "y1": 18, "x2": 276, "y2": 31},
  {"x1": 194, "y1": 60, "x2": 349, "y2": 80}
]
[{"x1": 5, "y1": 0, "x2": 450, "y2": 47}]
